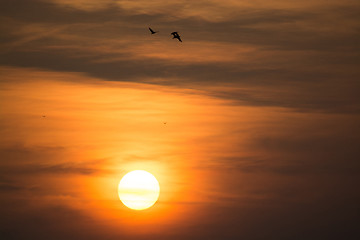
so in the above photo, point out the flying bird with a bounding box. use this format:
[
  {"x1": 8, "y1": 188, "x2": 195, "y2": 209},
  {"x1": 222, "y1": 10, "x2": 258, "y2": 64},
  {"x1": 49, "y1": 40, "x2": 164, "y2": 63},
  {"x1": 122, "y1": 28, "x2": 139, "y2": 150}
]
[
  {"x1": 171, "y1": 32, "x2": 182, "y2": 42},
  {"x1": 149, "y1": 27, "x2": 158, "y2": 34}
]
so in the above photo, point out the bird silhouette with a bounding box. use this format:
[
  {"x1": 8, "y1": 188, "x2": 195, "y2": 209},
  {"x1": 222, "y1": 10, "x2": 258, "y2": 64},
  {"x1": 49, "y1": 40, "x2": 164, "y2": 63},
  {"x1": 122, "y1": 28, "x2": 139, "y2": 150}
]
[
  {"x1": 171, "y1": 32, "x2": 182, "y2": 42},
  {"x1": 149, "y1": 27, "x2": 158, "y2": 34}
]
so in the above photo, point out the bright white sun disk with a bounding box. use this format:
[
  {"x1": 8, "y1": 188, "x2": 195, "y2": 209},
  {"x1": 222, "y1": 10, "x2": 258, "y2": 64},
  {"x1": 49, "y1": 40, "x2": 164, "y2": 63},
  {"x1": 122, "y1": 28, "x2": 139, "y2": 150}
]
[{"x1": 118, "y1": 170, "x2": 160, "y2": 210}]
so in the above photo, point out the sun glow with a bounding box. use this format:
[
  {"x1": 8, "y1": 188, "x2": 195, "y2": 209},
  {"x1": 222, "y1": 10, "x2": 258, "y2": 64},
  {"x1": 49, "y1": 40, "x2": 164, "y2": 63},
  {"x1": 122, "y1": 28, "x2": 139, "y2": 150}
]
[{"x1": 118, "y1": 170, "x2": 160, "y2": 210}]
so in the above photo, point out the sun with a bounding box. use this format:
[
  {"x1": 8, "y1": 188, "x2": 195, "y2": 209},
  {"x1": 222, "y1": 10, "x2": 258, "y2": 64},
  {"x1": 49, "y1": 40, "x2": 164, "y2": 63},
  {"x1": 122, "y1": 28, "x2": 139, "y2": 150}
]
[{"x1": 118, "y1": 170, "x2": 160, "y2": 210}]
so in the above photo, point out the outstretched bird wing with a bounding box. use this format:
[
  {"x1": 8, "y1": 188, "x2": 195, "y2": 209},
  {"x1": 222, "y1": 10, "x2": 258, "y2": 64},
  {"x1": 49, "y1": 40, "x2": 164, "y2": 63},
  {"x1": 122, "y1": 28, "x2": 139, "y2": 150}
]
[{"x1": 149, "y1": 27, "x2": 157, "y2": 34}]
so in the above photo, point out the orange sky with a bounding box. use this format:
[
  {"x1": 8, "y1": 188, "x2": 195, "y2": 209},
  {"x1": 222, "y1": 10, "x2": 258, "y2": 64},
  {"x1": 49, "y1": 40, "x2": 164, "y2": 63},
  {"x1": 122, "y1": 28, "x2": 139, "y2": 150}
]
[{"x1": 1, "y1": 1, "x2": 360, "y2": 239}]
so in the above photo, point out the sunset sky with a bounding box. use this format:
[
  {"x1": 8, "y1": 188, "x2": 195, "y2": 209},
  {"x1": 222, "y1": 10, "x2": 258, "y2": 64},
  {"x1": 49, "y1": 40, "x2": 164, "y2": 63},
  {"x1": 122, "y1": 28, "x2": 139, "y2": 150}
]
[{"x1": 1, "y1": 0, "x2": 360, "y2": 239}]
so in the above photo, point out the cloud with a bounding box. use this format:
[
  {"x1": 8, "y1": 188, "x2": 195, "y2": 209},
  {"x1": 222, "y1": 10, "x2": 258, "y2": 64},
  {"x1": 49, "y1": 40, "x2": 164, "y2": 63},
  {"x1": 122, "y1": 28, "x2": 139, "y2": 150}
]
[
  {"x1": 0, "y1": 201, "x2": 103, "y2": 240},
  {"x1": 1, "y1": 0, "x2": 359, "y2": 114},
  {"x1": 0, "y1": 144, "x2": 108, "y2": 178},
  {"x1": 1, "y1": 2, "x2": 359, "y2": 238},
  {"x1": 0, "y1": 182, "x2": 24, "y2": 192},
  {"x1": 21, "y1": 162, "x2": 100, "y2": 175}
]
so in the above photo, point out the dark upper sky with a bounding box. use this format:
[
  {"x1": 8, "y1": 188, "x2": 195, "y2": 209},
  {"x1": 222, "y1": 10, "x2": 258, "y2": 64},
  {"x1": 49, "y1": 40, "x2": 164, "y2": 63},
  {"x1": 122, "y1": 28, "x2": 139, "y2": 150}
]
[{"x1": 1, "y1": 0, "x2": 360, "y2": 239}]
